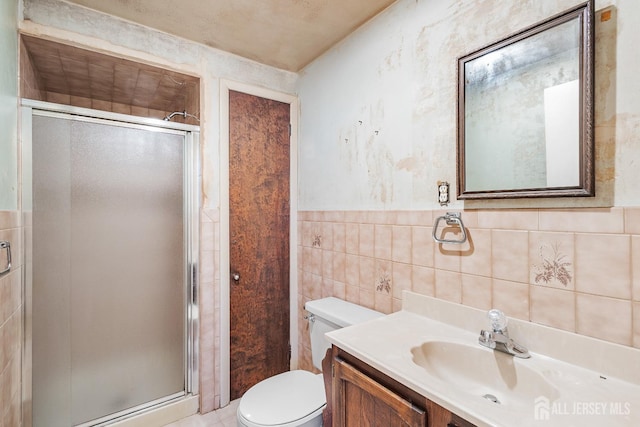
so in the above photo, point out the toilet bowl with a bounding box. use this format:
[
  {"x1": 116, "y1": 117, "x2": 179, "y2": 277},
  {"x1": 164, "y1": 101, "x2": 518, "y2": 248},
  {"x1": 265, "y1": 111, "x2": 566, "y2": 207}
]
[
  {"x1": 237, "y1": 297, "x2": 383, "y2": 427},
  {"x1": 237, "y1": 370, "x2": 325, "y2": 427}
]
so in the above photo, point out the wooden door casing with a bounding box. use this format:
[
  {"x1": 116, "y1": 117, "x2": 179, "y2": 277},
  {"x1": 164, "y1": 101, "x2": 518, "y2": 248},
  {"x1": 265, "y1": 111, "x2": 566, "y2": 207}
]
[{"x1": 229, "y1": 90, "x2": 291, "y2": 399}]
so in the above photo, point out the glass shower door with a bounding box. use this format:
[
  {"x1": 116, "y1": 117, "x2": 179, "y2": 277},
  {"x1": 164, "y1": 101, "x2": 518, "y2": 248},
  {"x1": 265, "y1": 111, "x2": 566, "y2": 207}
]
[{"x1": 31, "y1": 113, "x2": 190, "y2": 426}]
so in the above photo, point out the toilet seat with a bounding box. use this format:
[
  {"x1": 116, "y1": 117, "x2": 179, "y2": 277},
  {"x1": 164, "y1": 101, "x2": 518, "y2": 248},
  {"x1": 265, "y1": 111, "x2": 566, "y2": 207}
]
[{"x1": 237, "y1": 370, "x2": 326, "y2": 427}]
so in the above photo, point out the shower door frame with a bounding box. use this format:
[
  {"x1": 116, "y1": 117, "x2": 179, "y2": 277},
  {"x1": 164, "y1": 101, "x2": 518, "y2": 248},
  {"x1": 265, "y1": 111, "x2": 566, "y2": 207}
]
[{"x1": 21, "y1": 99, "x2": 201, "y2": 426}]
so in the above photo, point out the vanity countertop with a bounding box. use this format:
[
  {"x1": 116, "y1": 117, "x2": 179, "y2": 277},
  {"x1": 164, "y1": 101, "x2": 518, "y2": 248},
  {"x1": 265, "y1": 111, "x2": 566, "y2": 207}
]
[{"x1": 325, "y1": 292, "x2": 640, "y2": 427}]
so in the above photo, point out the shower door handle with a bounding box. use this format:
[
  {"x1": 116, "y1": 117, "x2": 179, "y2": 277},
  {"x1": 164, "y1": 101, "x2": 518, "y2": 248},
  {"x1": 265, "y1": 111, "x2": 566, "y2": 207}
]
[{"x1": 0, "y1": 241, "x2": 11, "y2": 274}]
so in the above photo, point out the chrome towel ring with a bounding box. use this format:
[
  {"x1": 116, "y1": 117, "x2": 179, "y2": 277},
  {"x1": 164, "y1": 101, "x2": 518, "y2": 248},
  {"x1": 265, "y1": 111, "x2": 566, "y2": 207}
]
[{"x1": 432, "y1": 212, "x2": 467, "y2": 244}]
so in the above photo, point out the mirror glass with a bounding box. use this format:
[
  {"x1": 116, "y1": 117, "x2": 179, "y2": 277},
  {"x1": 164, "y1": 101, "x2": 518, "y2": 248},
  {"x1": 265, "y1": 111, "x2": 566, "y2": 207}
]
[{"x1": 457, "y1": 2, "x2": 594, "y2": 199}]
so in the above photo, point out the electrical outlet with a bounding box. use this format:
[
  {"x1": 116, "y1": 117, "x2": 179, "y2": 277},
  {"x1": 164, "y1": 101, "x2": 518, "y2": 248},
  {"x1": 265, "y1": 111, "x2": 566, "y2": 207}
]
[{"x1": 438, "y1": 181, "x2": 450, "y2": 206}]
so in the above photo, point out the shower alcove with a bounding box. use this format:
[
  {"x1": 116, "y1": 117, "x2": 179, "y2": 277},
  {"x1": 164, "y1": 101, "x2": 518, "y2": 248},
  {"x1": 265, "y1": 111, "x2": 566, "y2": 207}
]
[{"x1": 20, "y1": 34, "x2": 204, "y2": 427}]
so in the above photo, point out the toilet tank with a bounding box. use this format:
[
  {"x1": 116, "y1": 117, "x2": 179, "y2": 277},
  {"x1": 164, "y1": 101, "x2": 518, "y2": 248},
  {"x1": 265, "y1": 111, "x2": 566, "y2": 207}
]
[{"x1": 304, "y1": 297, "x2": 383, "y2": 370}]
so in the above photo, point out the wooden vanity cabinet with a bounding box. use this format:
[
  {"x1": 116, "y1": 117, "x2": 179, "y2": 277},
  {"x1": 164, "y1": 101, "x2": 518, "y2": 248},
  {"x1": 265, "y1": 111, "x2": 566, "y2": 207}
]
[{"x1": 330, "y1": 346, "x2": 476, "y2": 427}]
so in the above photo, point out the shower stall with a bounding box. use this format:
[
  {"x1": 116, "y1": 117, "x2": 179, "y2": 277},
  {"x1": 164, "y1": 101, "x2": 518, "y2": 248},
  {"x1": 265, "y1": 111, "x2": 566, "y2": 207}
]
[{"x1": 22, "y1": 100, "x2": 200, "y2": 426}]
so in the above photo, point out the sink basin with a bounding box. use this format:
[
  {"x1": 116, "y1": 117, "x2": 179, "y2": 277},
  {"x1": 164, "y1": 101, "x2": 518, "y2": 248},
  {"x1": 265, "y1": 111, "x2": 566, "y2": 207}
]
[{"x1": 411, "y1": 341, "x2": 559, "y2": 409}]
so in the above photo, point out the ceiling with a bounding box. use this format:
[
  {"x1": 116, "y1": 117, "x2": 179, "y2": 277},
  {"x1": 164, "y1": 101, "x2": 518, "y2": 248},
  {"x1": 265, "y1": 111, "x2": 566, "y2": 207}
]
[{"x1": 62, "y1": 0, "x2": 398, "y2": 72}]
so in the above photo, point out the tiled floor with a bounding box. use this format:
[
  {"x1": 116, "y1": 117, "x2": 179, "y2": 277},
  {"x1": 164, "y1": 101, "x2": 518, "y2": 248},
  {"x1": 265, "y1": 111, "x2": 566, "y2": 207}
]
[{"x1": 164, "y1": 400, "x2": 240, "y2": 427}]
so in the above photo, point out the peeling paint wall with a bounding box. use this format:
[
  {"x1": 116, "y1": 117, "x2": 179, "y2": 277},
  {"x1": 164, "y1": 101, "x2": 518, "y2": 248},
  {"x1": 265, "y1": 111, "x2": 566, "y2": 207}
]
[
  {"x1": 21, "y1": 0, "x2": 298, "y2": 210},
  {"x1": 0, "y1": 0, "x2": 18, "y2": 210},
  {"x1": 297, "y1": 0, "x2": 640, "y2": 210}
]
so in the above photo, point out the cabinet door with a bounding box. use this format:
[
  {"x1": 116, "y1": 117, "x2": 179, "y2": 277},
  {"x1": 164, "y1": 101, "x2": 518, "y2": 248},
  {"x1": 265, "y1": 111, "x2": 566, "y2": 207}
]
[
  {"x1": 333, "y1": 358, "x2": 427, "y2": 426},
  {"x1": 426, "y1": 400, "x2": 477, "y2": 427}
]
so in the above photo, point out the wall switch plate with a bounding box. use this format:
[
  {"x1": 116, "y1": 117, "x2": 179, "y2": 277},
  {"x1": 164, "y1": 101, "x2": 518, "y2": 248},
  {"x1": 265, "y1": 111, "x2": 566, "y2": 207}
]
[{"x1": 438, "y1": 181, "x2": 450, "y2": 206}]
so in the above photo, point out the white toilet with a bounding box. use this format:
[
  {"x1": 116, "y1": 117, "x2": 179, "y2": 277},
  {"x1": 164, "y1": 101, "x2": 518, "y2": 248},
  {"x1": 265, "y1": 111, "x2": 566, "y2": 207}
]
[{"x1": 237, "y1": 297, "x2": 384, "y2": 427}]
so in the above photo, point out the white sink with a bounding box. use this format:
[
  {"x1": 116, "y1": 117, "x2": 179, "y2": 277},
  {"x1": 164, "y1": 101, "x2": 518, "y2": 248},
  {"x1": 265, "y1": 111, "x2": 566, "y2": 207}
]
[
  {"x1": 410, "y1": 340, "x2": 560, "y2": 410},
  {"x1": 327, "y1": 292, "x2": 640, "y2": 426}
]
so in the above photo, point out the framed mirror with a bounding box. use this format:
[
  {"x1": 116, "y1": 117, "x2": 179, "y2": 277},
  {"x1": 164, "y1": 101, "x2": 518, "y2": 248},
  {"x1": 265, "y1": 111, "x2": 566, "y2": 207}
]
[{"x1": 457, "y1": 1, "x2": 594, "y2": 199}]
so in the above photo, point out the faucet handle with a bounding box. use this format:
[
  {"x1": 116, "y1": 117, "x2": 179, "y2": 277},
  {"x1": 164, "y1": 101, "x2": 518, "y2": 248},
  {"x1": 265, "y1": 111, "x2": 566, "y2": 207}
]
[{"x1": 487, "y1": 309, "x2": 508, "y2": 332}]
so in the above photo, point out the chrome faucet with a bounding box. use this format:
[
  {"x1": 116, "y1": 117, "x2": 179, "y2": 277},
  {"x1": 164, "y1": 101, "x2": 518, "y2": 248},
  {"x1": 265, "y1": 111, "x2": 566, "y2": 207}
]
[{"x1": 478, "y1": 309, "x2": 530, "y2": 358}]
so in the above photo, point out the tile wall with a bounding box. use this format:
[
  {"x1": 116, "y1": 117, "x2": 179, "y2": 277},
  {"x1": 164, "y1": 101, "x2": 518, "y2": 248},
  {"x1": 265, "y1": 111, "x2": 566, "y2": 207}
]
[
  {"x1": 199, "y1": 209, "x2": 221, "y2": 413},
  {"x1": 0, "y1": 211, "x2": 22, "y2": 427},
  {"x1": 297, "y1": 208, "x2": 640, "y2": 372}
]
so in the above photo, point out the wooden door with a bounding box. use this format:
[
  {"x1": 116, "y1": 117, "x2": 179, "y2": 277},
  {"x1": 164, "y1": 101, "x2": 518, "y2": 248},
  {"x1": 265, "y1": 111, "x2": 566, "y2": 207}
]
[
  {"x1": 229, "y1": 90, "x2": 291, "y2": 399},
  {"x1": 333, "y1": 358, "x2": 427, "y2": 426}
]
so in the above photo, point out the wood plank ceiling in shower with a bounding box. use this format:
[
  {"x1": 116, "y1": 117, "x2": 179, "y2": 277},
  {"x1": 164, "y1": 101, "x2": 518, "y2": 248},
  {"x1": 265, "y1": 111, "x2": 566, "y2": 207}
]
[{"x1": 20, "y1": 34, "x2": 200, "y2": 124}]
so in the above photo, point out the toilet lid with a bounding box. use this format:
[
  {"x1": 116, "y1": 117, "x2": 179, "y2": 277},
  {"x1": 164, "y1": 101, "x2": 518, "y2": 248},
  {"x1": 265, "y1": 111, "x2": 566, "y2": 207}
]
[{"x1": 238, "y1": 370, "x2": 326, "y2": 425}]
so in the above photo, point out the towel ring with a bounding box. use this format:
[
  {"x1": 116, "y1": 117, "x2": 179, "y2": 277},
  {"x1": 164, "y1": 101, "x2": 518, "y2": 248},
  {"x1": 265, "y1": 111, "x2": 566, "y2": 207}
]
[{"x1": 432, "y1": 212, "x2": 467, "y2": 244}]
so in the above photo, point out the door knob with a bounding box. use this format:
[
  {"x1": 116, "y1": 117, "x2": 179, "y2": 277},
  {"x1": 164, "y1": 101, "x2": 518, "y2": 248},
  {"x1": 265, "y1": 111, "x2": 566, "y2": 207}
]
[{"x1": 232, "y1": 273, "x2": 240, "y2": 281}]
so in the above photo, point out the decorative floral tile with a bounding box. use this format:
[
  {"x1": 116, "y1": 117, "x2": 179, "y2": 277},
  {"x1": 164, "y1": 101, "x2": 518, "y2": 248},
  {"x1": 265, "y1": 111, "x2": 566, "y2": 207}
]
[
  {"x1": 529, "y1": 232, "x2": 574, "y2": 290},
  {"x1": 312, "y1": 232, "x2": 322, "y2": 248},
  {"x1": 375, "y1": 261, "x2": 392, "y2": 293},
  {"x1": 533, "y1": 242, "x2": 573, "y2": 286}
]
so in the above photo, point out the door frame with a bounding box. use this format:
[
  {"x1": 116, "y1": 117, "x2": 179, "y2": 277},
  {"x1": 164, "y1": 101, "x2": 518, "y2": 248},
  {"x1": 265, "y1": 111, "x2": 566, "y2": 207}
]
[{"x1": 219, "y1": 80, "x2": 298, "y2": 406}]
